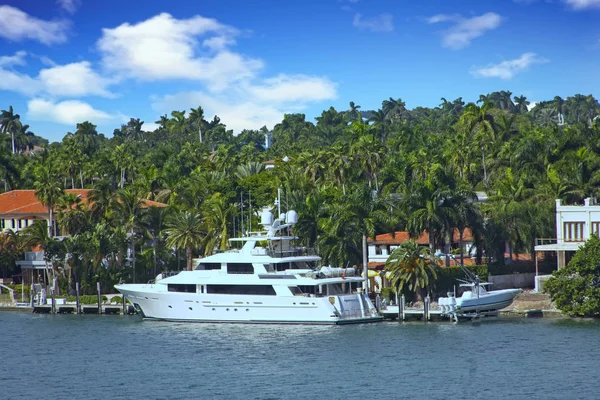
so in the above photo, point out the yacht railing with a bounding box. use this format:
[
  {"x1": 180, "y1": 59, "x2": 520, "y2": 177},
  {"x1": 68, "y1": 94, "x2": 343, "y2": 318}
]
[{"x1": 266, "y1": 247, "x2": 317, "y2": 258}]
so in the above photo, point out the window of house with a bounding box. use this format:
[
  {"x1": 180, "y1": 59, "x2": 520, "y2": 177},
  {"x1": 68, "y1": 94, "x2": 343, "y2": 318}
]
[
  {"x1": 375, "y1": 245, "x2": 383, "y2": 255},
  {"x1": 0, "y1": 219, "x2": 4, "y2": 229},
  {"x1": 18, "y1": 220, "x2": 22, "y2": 229},
  {"x1": 11, "y1": 219, "x2": 15, "y2": 229},
  {"x1": 592, "y1": 222, "x2": 600, "y2": 236},
  {"x1": 564, "y1": 222, "x2": 585, "y2": 242}
]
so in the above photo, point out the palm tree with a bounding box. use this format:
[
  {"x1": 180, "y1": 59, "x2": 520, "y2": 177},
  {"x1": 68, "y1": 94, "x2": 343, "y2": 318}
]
[
  {"x1": 125, "y1": 118, "x2": 145, "y2": 142},
  {"x1": 513, "y1": 95, "x2": 530, "y2": 114},
  {"x1": 33, "y1": 161, "x2": 64, "y2": 237},
  {"x1": 201, "y1": 193, "x2": 234, "y2": 255},
  {"x1": 165, "y1": 212, "x2": 205, "y2": 271},
  {"x1": 112, "y1": 187, "x2": 145, "y2": 281},
  {"x1": 346, "y1": 101, "x2": 362, "y2": 123},
  {"x1": 0, "y1": 106, "x2": 22, "y2": 154},
  {"x1": 189, "y1": 106, "x2": 207, "y2": 143},
  {"x1": 552, "y1": 96, "x2": 565, "y2": 125},
  {"x1": 141, "y1": 205, "x2": 171, "y2": 277},
  {"x1": 459, "y1": 102, "x2": 496, "y2": 187},
  {"x1": 385, "y1": 240, "x2": 438, "y2": 301},
  {"x1": 167, "y1": 110, "x2": 187, "y2": 136}
]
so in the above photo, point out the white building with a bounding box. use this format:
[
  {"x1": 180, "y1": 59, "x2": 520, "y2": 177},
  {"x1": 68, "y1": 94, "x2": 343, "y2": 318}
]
[{"x1": 534, "y1": 198, "x2": 600, "y2": 270}]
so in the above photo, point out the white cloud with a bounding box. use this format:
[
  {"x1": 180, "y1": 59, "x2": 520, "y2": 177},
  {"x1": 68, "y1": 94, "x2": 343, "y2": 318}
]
[
  {"x1": 0, "y1": 54, "x2": 115, "y2": 98},
  {"x1": 564, "y1": 0, "x2": 600, "y2": 8},
  {"x1": 426, "y1": 14, "x2": 460, "y2": 24},
  {"x1": 470, "y1": 53, "x2": 549, "y2": 79},
  {"x1": 97, "y1": 12, "x2": 263, "y2": 90},
  {"x1": 57, "y1": 0, "x2": 80, "y2": 14},
  {"x1": 245, "y1": 74, "x2": 337, "y2": 103},
  {"x1": 151, "y1": 74, "x2": 337, "y2": 133},
  {"x1": 0, "y1": 6, "x2": 68, "y2": 45},
  {"x1": 427, "y1": 12, "x2": 502, "y2": 49},
  {"x1": 38, "y1": 61, "x2": 115, "y2": 97},
  {"x1": 152, "y1": 91, "x2": 286, "y2": 133},
  {"x1": 0, "y1": 51, "x2": 27, "y2": 67},
  {"x1": 352, "y1": 13, "x2": 394, "y2": 32},
  {"x1": 27, "y1": 99, "x2": 116, "y2": 125},
  {"x1": 0, "y1": 66, "x2": 39, "y2": 96}
]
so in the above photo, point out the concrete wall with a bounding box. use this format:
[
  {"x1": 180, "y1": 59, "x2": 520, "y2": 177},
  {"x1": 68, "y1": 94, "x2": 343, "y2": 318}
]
[{"x1": 489, "y1": 273, "x2": 536, "y2": 289}]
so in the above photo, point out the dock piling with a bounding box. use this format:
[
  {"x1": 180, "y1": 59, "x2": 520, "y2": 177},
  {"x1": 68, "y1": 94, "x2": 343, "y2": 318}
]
[
  {"x1": 97, "y1": 282, "x2": 102, "y2": 315},
  {"x1": 400, "y1": 294, "x2": 405, "y2": 321},
  {"x1": 122, "y1": 295, "x2": 126, "y2": 315},
  {"x1": 76, "y1": 282, "x2": 80, "y2": 314},
  {"x1": 424, "y1": 296, "x2": 430, "y2": 321}
]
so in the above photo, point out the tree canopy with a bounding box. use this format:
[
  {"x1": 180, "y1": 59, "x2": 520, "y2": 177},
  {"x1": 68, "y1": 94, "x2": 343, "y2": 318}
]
[{"x1": 1, "y1": 90, "x2": 599, "y2": 294}]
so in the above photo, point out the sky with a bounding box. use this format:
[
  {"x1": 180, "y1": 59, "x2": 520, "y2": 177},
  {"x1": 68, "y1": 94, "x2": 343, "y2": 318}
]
[{"x1": 0, "y1": 0, "x2": 599, "y2": 143}]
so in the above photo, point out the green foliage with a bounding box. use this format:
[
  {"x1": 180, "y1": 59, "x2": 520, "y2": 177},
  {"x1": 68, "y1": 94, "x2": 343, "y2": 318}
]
[
  {"x1": 380, "y1": 287, "x2": 396, "y2": 302},
  {"x1": 544, "y1": 235, "x2": 600, "y2": 317},
  {"x1": 432, "y1": 265, "x2": 489, "y2": 297},
  {"x1": 64, "y1": 295, "x2": 109, "y2": 304},
  {"x1": 2, "y1": 91, "x2": 600, "y2": 289},
  {"x1": 386, "y1": 240, "x2": 439, "y2": 300}
]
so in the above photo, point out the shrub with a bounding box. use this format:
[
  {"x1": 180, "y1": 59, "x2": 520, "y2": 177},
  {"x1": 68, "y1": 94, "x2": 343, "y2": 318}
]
[
  {"x1": 64, "y1": 295, "x2": 105, "y2": 304},
  {"x1": 544, "y1": 235, "x2": 600, "y2": 317}
]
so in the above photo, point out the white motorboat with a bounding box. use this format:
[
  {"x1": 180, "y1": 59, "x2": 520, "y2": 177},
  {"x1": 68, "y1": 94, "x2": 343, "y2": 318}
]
[
  {"x1": 438, "y1": 268, "x2": 521, "y2": 317},
  {"x1": 115, "y1": 208, "x2": 382, "y2": 325}
]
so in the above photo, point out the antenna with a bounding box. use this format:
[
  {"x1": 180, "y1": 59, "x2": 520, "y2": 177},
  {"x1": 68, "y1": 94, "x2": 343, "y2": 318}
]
[
  {"x1": 240, "y1": 192, "x2": 244, "y2": 236},
  {"x1": 277, "y1": 187, "x2": 281, "y2": 217},
  {"x1": 249, "y1": 191, "x2": 252, "y2": 233}
]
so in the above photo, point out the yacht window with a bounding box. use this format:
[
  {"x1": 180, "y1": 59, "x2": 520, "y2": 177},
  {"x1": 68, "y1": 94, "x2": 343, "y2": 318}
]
[
  {"x1": 195, "y1": 263, "x2": 221, "y2": 270},
  {"x1": 328, "y1": 284, "x2": 344, "y2": 295},
  {"x1": 227, "y1": 263, "x2": 254, "y2": 274},
  {"x1": 291, "y1": 261, "x2": 317, "y2": 270},
  {"x1": 289, "y1": 286, "x2": 303, "y2": 296},
  {"x1": 259, "y1": 275, "x2": 296, "y2": 279},
  {"x1": 167, "y1": 284, "x2": 196, "y2": 293},
  {"x1": 206, "y1": 285, "x2": 276, "y2": 296},
  {"x1": 298, "y1": 285, "x2": 317, "y2": 296},
  {"x1": 264, "y1": 264, "x2": 275, "y2": 272}
]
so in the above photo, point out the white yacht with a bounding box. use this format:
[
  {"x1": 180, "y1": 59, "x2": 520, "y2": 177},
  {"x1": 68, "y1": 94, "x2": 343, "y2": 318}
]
[{"x1": 115, "y1": 209, "x2": 382, "y2": 325}]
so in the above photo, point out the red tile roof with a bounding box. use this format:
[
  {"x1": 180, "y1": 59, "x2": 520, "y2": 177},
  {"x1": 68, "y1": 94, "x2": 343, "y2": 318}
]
[
  {"x1": 0, "y1": 189, "x2": 166, "y2": 216},
  {"x1": 370, "y1": 228, "x2": 474, "y2": 245},
  {"x1": 370, "y1": 231, "x2": 430, "y2": 245}
]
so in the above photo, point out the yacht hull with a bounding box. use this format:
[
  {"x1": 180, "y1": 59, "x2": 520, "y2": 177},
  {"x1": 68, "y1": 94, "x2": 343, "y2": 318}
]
[
  {"x1": 457, "y1": 288, "x2": 522, "y2": 312},
  {"x1": 116, "y1": 284, "x2": 382, "y2": 325}
]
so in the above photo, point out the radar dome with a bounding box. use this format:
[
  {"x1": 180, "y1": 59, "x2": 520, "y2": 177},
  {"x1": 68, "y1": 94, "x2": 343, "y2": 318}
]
[
  {"x1": 286, "y1": 210, "x2": 298, "y2": 224},
  {"x1": 261, "y1": 209, "x2": 274, "y2": 226}
]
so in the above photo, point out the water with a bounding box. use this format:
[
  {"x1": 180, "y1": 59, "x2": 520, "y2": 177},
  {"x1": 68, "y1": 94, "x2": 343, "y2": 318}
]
[{"x1": 1, "y1": 313, "x2": 599, "y2": 400}]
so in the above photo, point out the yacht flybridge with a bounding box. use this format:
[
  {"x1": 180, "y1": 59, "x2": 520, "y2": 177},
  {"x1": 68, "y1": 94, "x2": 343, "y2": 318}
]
[{"x1": 115, "y1": 208, "x2": 382, "y2": 324}]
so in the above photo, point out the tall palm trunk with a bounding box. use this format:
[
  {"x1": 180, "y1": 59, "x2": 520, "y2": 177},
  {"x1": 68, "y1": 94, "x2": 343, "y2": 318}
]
[
  {"x1": 362, "y1": 235, "x2": 368, "y2": 292},
  {"x1": 186, "y1": 246, "x2": 193, "y2": 271}
]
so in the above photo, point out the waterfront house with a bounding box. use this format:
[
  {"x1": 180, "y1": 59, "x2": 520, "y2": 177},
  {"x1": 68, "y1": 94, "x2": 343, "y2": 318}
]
[
  {"x1": 367, "y1": 229, "x2": 476, "y2": 269},
  {"x1": 533, "y1": 198, "x2": 600, "y2": 289},
  {"x1": 0, "y1": 189, "x2": 167, "y2": 290},
  {"x1": 0, "y1": 189, "x2": 91, "y2": 234},
  {"x1": 0, "y1": 189, "x2": 166, "y2": 235},
  {"x1": 534, "y1": 198, "x2": 600, "y2": 269}
]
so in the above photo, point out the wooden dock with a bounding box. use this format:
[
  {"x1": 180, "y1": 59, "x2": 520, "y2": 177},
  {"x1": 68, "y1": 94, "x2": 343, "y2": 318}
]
[
  {"x1": 380, "y1": 306, "x2": 451, "y2": 321},
  {"x1": 32, "y1": 304, "x2": 137, "y2": 315}
]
